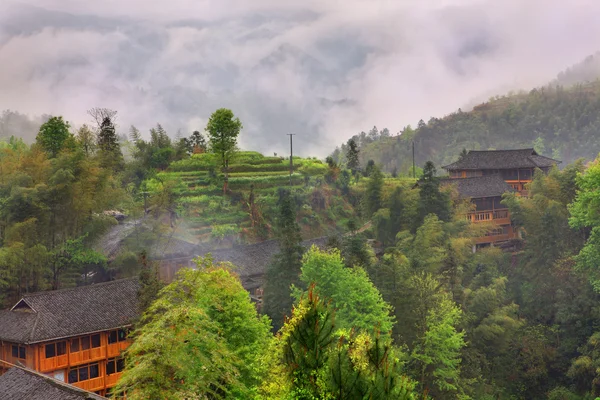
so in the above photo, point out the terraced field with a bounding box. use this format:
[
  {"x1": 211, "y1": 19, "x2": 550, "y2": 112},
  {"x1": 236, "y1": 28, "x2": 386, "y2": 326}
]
[{"x1": 155, "y1": 151, "x2": 351, "y2": 246}]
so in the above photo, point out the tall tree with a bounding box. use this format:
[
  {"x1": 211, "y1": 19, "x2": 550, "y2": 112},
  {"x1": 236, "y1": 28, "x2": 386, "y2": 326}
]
[
  {"x1": 346, "y1": 138, "x2": 360, "y2": 178},
  {"x1": 416, "y1": 161, "x2": 451, "y2": 229},
  {"x1": 263, "y1": 189, "x2": 304, "y2": 330},
  {"x1": 299, "y1": 246, "x2": 394, "y2": 333},
  {"x1": 365, "y1": 165, "x2": 384, "y2": 218},
  {"x1": 75, "y1": 124, "x2": 96, "y2": 156},
  {"x1": 206, "y1": 108, "x2": 242, "y2": 194},
  {"x1": 36, "y1": 116, "x2": 72, "y2": 158},
  {"x1": 116, "y1": 259, "x2": 272, "y2": 399}
]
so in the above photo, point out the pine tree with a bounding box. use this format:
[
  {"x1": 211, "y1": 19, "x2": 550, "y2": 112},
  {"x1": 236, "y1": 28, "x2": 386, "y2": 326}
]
[
  {"x1": 346, "y1": 138, "x2": 360, "y2": 178},
  {"x1": 416, "y1": 161, "x2": 451, "y2": 229},
  {"x1": 263, "y1": 189, "x2": 305, "y2": 330}
]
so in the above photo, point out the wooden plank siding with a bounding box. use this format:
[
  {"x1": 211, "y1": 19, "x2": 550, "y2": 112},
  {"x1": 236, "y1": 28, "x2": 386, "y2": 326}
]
[{"x1": 0, "y1": 329, "x2": 130, "y2": 397}]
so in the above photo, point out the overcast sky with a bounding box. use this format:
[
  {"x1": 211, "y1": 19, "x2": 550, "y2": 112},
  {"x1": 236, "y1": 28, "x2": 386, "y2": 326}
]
[{"x1": 1, "y1": 0, "x2": 599, "y2": 155}]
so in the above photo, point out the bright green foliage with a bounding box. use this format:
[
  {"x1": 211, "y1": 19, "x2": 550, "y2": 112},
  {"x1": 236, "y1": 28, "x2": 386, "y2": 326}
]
[
  {"x1": 262, "y1": 285, "x2": 416, "y2": 400},
  {"x1": 263, "y1": 190, "x2": 305, "y2": 330},
  {"x1": 116, "y1": 259, "x2": 272, "y2": 399},
  {"x1": 299, "y1": 246, "x2": 394, "y2": 334},
  {"x1": 206, "y1": 108, "x2": 243, "y2": 169},
  {"x1": 409, "y1": 275, "x2": 465, "y2": 397},
  {"x1": 36, "y1": 116, "x2": 73, "y2": 157},
  {"x1": 569, "y1": 156, "x2": 600, "y2": 290}
]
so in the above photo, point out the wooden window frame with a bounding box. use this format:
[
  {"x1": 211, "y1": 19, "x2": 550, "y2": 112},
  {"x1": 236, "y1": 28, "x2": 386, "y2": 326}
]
[
  {"x1": 11, "y1": 344, "x2": 26, "y2": 359},
  {"x1": 68, "y1": 362, "x2": 100, "y2": 384}
]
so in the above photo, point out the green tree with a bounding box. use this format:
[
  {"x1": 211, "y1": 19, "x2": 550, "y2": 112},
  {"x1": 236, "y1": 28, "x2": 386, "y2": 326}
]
[
  {"x1": 365, "y1": 165, "x2": 384, "y2": 218},
  {"x1": 75, "y1": 124, "x2": 96, "y2": 156},
  {"x1": 299, "y1": 246, "x2": 394, "y2": 333},
  {"x1": 36, "y1": 116, "x2": 72, "y2": 158},
  {"x1": 416, "y1": 161, "x2": 451, "y2": 229},
  {"x1": 262, "y1": 285, "x2": 416, "y2": 400},
  {"x1": 263, "y1": 189, "x2": 304, "y2": 330},
  {"x1": 569, "y1": 156, "x2": 600, "y2": 290},
  {"x1": 206, "y1": 108, "x2": 242, "y2": 194},
  {"x1": 346, "y1": 138, "x2": 360, "y2": 178},
  {"x1": 116, "y1": 258, "x2": 272, "y2": 399}
]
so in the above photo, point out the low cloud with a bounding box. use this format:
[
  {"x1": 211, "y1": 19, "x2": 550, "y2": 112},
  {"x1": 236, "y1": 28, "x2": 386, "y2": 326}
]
[{"x1": 1, "y1": 0, "x2": 599, "y2": 155}]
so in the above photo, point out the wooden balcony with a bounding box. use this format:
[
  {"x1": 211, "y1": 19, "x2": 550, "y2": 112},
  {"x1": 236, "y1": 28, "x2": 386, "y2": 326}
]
[
  {"x1": 475, "y1": 226, "x2": 519, "y2": 244},
  {"x1": 107, "y1": 341, "x2": 129, "y2": 358},
  {"x1": 105, "y1": 371, "x2": 123, "y2": 388},
  {"x1": 74, "y1": 376, "x2": 105, "y2": 392},
  {"x1": 466, "y1": 209, "x2": 511, "y2": 226}
]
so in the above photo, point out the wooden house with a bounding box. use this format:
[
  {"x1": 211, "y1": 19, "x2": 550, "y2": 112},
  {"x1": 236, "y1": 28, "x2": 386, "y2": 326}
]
[
  {"x1": 0, "y1": 365, "x2": 106, "y2": 399},
  {"x1": 0, "y1": 279, "x2": 140, "y2": 397},
  {"x1": 442, "y1": 148, "x2": 559, "y2": 195},
  {"x1": 442, "y1": 149, "x2": 560, "y2": 249}
]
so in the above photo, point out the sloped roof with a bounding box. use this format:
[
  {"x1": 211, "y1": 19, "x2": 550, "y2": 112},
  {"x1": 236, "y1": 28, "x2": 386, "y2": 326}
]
[
  {"x1": 0, "y1": 279, "x2": 140, "y2": 344},
  {"x1": 443, "y1": 149, "x2": 560, "y2": 170},
  {"x1": 442, "y1": 175, "x2": 515, "y2": 198},
  {"x1": 200, "y1": 237, "x2": 329, "y2": 290},
  {"x1": 96, "y1": 220, "x2": 202, "y2": 262},
  {"x1": 0, "y1": 367, "x2": 105, "y2": 400}
]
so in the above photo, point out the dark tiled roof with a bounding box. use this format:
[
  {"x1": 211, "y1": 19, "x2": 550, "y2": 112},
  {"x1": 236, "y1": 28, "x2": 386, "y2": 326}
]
[
  {"x1": 0, "y1": 279, "x2": 140, "y2": 344},
  {"x1": 442, "y1": 175, "x2": 515, "y2": 198},
  {"x1": 96, "y1": 220, "x2": 202, "y2": 261},
  {"x1": 0, "y1": 367, "x2": 105, "y2": 400},
  {"x1": 442, "y1": 148, "x2": 560, "y2": 170},
  {"x1": 200, "y1": 237, "x2": 329, "y2": 290}
]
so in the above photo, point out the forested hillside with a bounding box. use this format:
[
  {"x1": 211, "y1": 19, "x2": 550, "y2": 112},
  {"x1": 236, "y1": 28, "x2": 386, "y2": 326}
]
[{"x1": 332, "y1": 56, "x2": 600, "y2": 174}]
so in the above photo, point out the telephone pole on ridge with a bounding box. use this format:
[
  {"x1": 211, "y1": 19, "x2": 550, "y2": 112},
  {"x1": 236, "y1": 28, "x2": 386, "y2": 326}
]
[{"x1": 287, "y1": 134, "x2": 296, "y2": 187}]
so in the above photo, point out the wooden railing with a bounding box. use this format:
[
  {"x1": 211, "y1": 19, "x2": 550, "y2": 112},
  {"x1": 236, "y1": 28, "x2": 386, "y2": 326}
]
[
  {"x1": 105, "y1": 371, "x2": 123, "y2": 388},
  {"x1": 107, "y1": 341, "x2": 129, "y2": 358},
  {"x1": 466, "y1": 209, "x2": 510, "y2": 225},
  {"x1": 74, "y1": 376, "x2": 105, "y2": 392}
]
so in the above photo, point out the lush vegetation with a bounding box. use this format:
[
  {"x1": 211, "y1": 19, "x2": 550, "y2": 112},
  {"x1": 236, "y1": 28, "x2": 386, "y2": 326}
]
[{"x1": 6, "y1": 66, "x2": 600, "y2": 399}]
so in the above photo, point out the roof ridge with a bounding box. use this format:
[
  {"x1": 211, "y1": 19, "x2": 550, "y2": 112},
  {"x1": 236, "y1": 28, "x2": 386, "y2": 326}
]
[
  {"x1": 22, "y1": 278, "x2": 139, "y2": 299},
  {"x1": 468, "y1": 148, "x2": 534, "y2": 153},
  {"x1": 28, "y1": 312, "x2": 40, "y2": 344}
]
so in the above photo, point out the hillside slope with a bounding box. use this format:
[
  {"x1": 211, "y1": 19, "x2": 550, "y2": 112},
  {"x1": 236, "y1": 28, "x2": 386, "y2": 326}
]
[{"x1": 334, "y1": 57, "x2": 600, "y2": 173}]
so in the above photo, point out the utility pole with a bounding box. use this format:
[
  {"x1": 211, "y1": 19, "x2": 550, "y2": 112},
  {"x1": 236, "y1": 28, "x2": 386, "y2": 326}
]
[
  {"x1": 287, "y1": 134, "x2": 296, "y2": 186},
  {"x1": 412, "y1": 141, "x2": 416, "y2": 179},
  {"x1": 141, "y1": 191, "x2": 149, "y2": 215}
]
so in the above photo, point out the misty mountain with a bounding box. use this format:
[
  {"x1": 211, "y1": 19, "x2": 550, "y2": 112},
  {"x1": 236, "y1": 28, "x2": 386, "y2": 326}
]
[
  {"x1": 333, "y1": 56, "x2": 600, "y2": 173},
  {"x1": 2, "y1": 1, "x2": 600, "y2": 156}
]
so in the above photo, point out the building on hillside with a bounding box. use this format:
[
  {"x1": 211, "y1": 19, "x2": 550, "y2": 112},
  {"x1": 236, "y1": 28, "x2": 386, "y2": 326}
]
[
  {"x1": 0, "y1": 279, "x2": 140, "y2": 397},
  {"x1": 159, "y1": 237, "x2": 331, "y2": 305},
  {"x1": 442, "y1": 149, "x2": 560, "y2": 249},
  {"x1": 442, "y1": 148, "x2": 560, "y2": 195},
  {"x1": 0, "y1": 364, "x2": 105, "y2": 400}
]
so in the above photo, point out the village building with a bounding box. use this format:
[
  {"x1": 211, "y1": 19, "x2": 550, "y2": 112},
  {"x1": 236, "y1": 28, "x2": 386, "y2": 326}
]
[
  {"x1": 0, "y1": 279, "x2": 140, "y2": 397},
  {"x1": 0, "y1": 365, "x2": 106, "y2": 400},
  {"x1": 442, "y1": 148, "x2": 560, "y2": 249}
]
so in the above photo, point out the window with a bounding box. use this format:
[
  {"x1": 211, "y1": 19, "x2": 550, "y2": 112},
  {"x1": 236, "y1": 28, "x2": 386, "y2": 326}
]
[
  {"x1": 57, "y1": 341, "x2": 66, "y2": 356},
  {"x1": 45, "y1": 341, "x2": 66, "y2": 358},
  {"x1": 68, "y1": 369, "x2": 78, "y2": 384},
  {"x1": 107, "y1": 358, "x2": 125, "y2": 375},
  {"x1": 91, "y1": 334, "x2": 101, "y2": 348},
  {"x1": 68, "y1": 363, "x2": 99, "y2": 383},
  {"x1": 71, "y1": 338, "x2": 79, "y2": 352},
  {"x1": 108, "y1": 329, "x2": 128, "y2": 344},
  {"x1": 45, "y1": 343, "x2": 56, "y2": 358},
  {"x1": 11, "y1": 345, "x2": 26, "y2": 359},
  {"x1": 81, "y1": 336, "x2": 90, "y2": 350}
]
